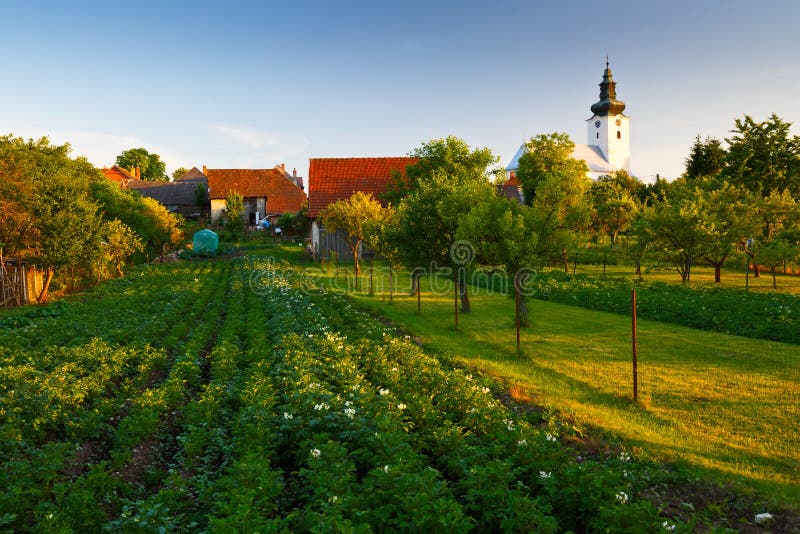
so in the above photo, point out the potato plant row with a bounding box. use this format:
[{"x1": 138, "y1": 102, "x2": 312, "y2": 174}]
[
  {"x1": 1, "y1": 257, "x2": 691, "y2": 532},
  {"x1": 0, "y1": 261, "x2": 234, "y2": 530}
]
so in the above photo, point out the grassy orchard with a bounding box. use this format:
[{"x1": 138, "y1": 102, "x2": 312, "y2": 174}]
[
  {"x1": 319, "y1": 263, "x2": 800, "y2": 506},
  {"x1": 5, "y1": 250, "x2": 786, "y2": 530}
]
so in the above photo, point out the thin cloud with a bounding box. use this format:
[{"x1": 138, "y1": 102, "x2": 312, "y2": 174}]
[
  {"x1": 210, "y1": 124, "x2": 284, "y2": 148},
  {"x1": 207, "y1": 123, "x2": 309, "y2": 162}
]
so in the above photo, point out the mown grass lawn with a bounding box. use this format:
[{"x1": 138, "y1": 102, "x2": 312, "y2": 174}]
[{"x1": 307, "y1": 263, "x2": 800, "y2": 505}]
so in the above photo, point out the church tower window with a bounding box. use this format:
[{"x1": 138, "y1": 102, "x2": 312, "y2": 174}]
[{"x1": 617, "y1": 131, "x2": 621, "y2": 139}]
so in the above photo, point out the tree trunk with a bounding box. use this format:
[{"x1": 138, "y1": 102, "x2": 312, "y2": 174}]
[
  {"x1": 346, "y1": 239, "x2": 361, "y2": 289},
  {"x1": 37, "y1": 267, "x2": 54, "y2": 304},
  {"x1": 352, "y1": 252, "x2": 360, "y2": 280},
  {"x1": 562, "y1": 247, "x2": 569, "y2": 273},
  {"x1": 714, "y1": 263, "x2": 721, "y2": 283},
  {"x1": 116, "y1": 260, "x2": 124, "y2": 278},
  {"x1": 458, "y1": 271, "x2": 470, "y2": 313},
  {"x1": 754, "y1": 263, "x2": 760, "y2": 278},
  {"x1": 771, "y1": 267, "x2": 777, "y2": 289},
  {"x1": 685, "y1": 255, "x2": 692, "y2": 283},
  {"x1": 679, "y1": 257, "x2": 690, "y2": 284}
]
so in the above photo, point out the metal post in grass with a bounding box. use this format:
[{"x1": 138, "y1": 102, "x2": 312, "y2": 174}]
[
  {"x1": 389, "y1": 265, "x2": 393, "y2": 303},
  {"x1": 631, "y1": 288, "x2": 638, "y2": 402},
  {"x1": 454, "y1": 270, "x2": 459, "y2": 329},
  {"x1": 515, "y1": 287, "x2": 521, "y2": 352},
  {"x1": 416, "y1": 278, "x2": 420, "y2": 313},
  {"x1": 367, "y1": 253, "x2": 374, "y2": 297}
]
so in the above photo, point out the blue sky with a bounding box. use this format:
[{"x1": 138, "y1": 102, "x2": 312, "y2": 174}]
[{"x1": 1, "y1": 1, "x2": 798, "y2": 181}]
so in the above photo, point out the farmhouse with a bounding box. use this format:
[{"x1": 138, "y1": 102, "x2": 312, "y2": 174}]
[
  {"x1": 101, "y1": 165, "x2": 209, "y2": 218},
  {"x1": 128, "y1": 172, "x2": 208, "y2": 218},
  {"x1": 308, "y1": 157, "x2": 416, "y2": 260},
  {"x1": 205, "y1": 164, "x2": 306, "y2": 226},
  {"x1": 506, "y1": 61, "x2": 633, "y2": 185}
]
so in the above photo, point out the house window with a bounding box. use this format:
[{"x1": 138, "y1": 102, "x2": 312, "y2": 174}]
[
  {"x1": 596, "y1": 132, "x2": 599, "y2": 140},
  {"x1": 617, "y1": 131, "x2": 621, "y2": 139}
]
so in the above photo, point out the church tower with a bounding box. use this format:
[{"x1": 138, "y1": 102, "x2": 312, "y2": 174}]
[{"x1": 586, "y1": 61, "x2": 630, "y2": 172}]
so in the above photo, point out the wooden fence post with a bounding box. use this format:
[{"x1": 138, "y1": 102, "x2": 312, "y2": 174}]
[
  {"x1": 453, "y1": 270, "x2": 458, "y2": 329},
  {"x1": 632, "y1": 288, "x2": 638, "y2": 402},
  {"x1": 515, "y1": 288, "x2": 521, "y2": 352}
]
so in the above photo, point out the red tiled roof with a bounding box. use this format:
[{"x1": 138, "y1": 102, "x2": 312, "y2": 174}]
[
  {"x1": 308, "y1": 157, "x2": 417, "y2": 217},
  {"x1": 506, "y1": 173, "x2": 521, "y2": 187},
  {"x1": 101, "y1": 165, "x2": 136, "y2": 182},
  {"x1": 206, "y1": 168, "x2": 307, "y2": 215}
]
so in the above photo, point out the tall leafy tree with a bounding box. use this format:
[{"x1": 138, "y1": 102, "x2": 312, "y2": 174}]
[
  {"x1": 456, "y1": 195, "x2": 539, "y2": 326},
  {"x1": 102, "y1": 219, "x2": 144, "y2": 278},
  {"x1": 0, "y1": 135, "x2": 44, "y2": 255},
  {"x1": 746, "y1": 189, "x2": 800, "y2": 281},
  {"x1": 115, "y1": 147, "x2": 168, "y2": 181},
  {"x1": 684, "y1": 135, "x2": 726, "y2": 179},
  {"x1": 32, "y1": 172, "x2": 104, "y2": 300},
  {"x1": 320, "y1": 192, "x2": 385, "y2": 281},
  {"x1": 90, "y1": 178, "x2": 182, "y2": 258},
  {"x1": 516, "y1": 133, "x2": 591, "y2": 271},
  {"x1": 638, "y1": 175, "x2": 671, "y2": 205},
  {"x1": 387, "y1": 137, "x2": 498, "y2": 311},
  {"x1": 0, "y1": 135, "x2": 107, "y2": 301},
  {"x1": 723, "y1": 114, "x2": 800, "y2": 197},
  {"x1": 589, "y1": 179, "x2": 638, "y2": 244},
  {"x1": 635, "y1": 179, "x2": 759, "y2": 284},
  {"x1": 140, "y1": 197, "x2": 183, "y2": 258},
  {"x1": 391, "y1": 171, "x2": 495, "y2": 312},
  {"x1": 757, "y1": 236, "x2": 799, "y2": 289},
  {"x1": 384, "y1": 135, "x2": 497, "y2": 203},
  {"x1": 635, "y1": 180, "x2": 708, "y2": 284},
  {"x1": 364, "y1": 204, "x2": 401, "y2": 300},
  {"x1": 697, "y1": 179, "x2": 760, "y2": 282}
]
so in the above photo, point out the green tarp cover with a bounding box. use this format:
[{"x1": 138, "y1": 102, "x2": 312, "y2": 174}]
[{"x1": 193, "y1": 228, "x2": 218, "y2": 253}]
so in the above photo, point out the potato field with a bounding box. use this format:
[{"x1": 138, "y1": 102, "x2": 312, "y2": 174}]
[{"x1": 0, "y1": 256, "x2": 791, "y2": 532}]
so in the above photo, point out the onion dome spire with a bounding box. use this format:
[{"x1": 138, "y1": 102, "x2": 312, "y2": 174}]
[{"x1": 590, "y1": 58, "x2": 626, "y2": 116}]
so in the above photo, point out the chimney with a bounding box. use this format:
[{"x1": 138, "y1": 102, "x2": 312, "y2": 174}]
[
  {"x1": 293, "y1": 168, "x2": 297, "y2": 177},
  {"x1": 281, "y1": 163, "x2": 285, "y2": 171},
  {"x1": 203, "y1": 165, "x2": 208, "y2": 176}
]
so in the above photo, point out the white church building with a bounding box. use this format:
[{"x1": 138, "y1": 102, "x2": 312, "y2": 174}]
[{"x1": 506, "y1": 62, "x2": 633, "y2": 181}]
